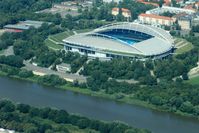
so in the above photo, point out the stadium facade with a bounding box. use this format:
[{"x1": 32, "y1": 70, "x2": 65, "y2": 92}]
[{"x1": 63, "y1": 22, "x2": 174, "y2": 60}]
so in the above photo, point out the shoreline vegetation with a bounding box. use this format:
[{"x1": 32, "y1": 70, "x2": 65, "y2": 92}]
[
  {"x1": 0, "y1": 100, "x2": 151, "y2": 133},
  {"x1": 0, "y1": 65, "x2": 198, "y2": 121}
]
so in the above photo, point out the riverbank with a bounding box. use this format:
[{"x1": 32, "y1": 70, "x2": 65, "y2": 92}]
[
  {"x1": 0, "y1": 68, "x2": 198, "y2": 121},
  {"x1": 60, "y1": 84, "x2": 198, "y2": 120}
]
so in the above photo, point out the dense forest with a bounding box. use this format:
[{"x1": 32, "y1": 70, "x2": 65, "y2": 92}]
[
  {"x1": 81, "y1": 49, "x2": 198, "y2": 83},
  {"x1": 0, "y1": 100, "x2": 150, "y2": 133}
]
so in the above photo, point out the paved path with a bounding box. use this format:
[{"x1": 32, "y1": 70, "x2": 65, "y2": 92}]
[
  {"x1": 75, "y1": 59, "x2": 91, "y2": 75},
  {"x1": 188, "y1": 62, "x2": 199, "y2": 79},
  {"x1": 73, "y1": 31, "x2": 77, "y2": 35},
  {"x1": 48, "y1": 37, "x2": 64, "y2": 45},
  {"x1": 0, "y1": 46, "x2": 14, "y2": 56},
  {"x1": 23, "y1": 61, "x2": 87, "y2": 83}
]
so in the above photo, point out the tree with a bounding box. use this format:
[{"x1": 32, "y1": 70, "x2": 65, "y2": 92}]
[
  {"x1": 17, "y1": 104, "x2": 30, "y2": 113},
  {"x1": 61, "y1": 15, "x2": 74, "y2": 30},
  {"x1": 0, "y1": 100, "x2": 15, "y2": 112},
  {"x1": 18, "y1": 69, "x2": 33, "y2": 78},
  {"x1": 150, "y1": 96, "x2": 164, "y2": 106},
  {"x1": 0, "y1": 55, "x2": 24, "y2": 68},
  {"x1": 38, "y1": 75, "x2": 67, "y2": 86},
  {"x1": 159, "y1": 0, "x2": 164, "y2": 7},
  {"x1": 180, "y1": 101, "x2": 194, "y2": 113},
  {"x1": 182, "y1": 73, "x2": 189, "y2": 80}
]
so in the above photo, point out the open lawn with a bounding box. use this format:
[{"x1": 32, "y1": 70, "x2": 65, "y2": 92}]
[
  {"x1": 75, "y1": 29, "x2": 93, "y2": 33},
  {"x1": 0, "y1": 29, "x2": 5, "y2": 36},
  {"x1": 49, "y1": 31, "x2": 74, "y2": 42},
  {"x1": 187, "y1": 76, "x2": 199, "y2": 85},
  {"x1": 45, "y1": 31, "x2": 74, "y2": 50},
  {"x1": 176, "y1": 43, "x2": 194, "y2": 54},
  {"x1": 174, "y1": 37, "x2": 193, "y2": 54},
  {"x1": 45, "y1": 39, "x2": 63, "y2": 50}
]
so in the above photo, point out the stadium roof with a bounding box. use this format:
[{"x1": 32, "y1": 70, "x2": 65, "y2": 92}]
[{"x1": 63, "y1": 22, "x2": 174, "y2": 56}]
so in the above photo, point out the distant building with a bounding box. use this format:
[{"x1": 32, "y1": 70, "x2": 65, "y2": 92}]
[
  {"x1": 164, "y1": 0, "x2": 171, "y2": 6},
  {"x1": 192, "y1": 17, "x2": 199, "y2": 26},
  {"x1": 195, "y1": 2, "x2": 199, "y2": 9},
  {"x1": 172, "y1": 12, "x2": 199, "y2": 29},
  {"x1": 183, "y1": 4, "x2": 196, "y2": 11},
  {"x1": 4, "y1": 20, "x2": 52, "y2": 33},
  {"x1": 177, "y1": 15, "x2": 193, "y2": 30},
  {"x1": 103, "y1": 0, "x2": 122, "y2": 3},
  {"x1": 172, "y1": 13, "x2": 188, "y2": 22},
  {"x1": 53, "y1": 1, "x2": 78, "y2": 11},
  {"x1": 137, "y1": 0, "x2": 159, "y2": 7},
  {"x1": 146, "y1": 6, "x2": 196, "y2": 15},
  {"x1": 138, "y1": 13, "x2": 174, "y2": 26},
  {"x1": 176, "y1": 0, "x2": 184, "y2": 5},
  {"x1": 112, "y1": 8, "x2": 131, "y2": 18}
]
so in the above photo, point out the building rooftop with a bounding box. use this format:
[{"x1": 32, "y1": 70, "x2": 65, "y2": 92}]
[
  {"x1": 4, "y1": 24, "x2": 30, "y2": 30},
  {"x1": 112, "y1": 8, "x2": 131, "y2": 13},
  {"x1": 178, "y1": 14, "x2": 193, "y2": 20},
  {"x1": 173, "y1": 13, "x2": 188, "y2": 18},
  {"x1": 57, "y1": 63, "x2": 71, "y2": 68},
  {"x1": 4, "y1": 20, "x2": 52, "y2": 31},
  {"x1": 196, "y1": 2, "x2": 199, "y2": 6},
  {"x1": 137, "y1": 0, "x2": 159, "y2": 7},
  {"x1": 139, "y1": 13, "x2": 173, "y2": 21},
  {"x1": 183, "y1": 5, "x2": 196, "y2": 11},
  {"x1": 146, "y1": 6, "x2": 196, "y2": 15}
]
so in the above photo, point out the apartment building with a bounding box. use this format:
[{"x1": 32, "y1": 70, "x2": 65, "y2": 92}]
[
  {"x1": 138, "y1": 13, "x2": 174, "y2": 26},
  {"x1": 112, "y1": 8, "x2": 131, "y2": 18}
]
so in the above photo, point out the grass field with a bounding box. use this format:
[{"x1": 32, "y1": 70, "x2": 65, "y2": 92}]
[
  {"x1": 0, "y1": 29, "x2": 5, "y2": 36},
  {"x1": 176, "y1": 43, "x2": 194, "y2": 54},
  {"x1": 187, "y1": 76, "x2": 199, "y2": 85},
  {"x1": 175, "y1": 38, "x2": 194, "y2": 54},
  {"x1": 44, "y1": 39, "x2": 63, "y2": 50},
  {"x1": 45, "y1": 29, "x2": 94, "y2": 50},
  {"x1": 45, "y1": 31, "x2": 74, "y2": 50},
  {"x1": 49, "y1": 31, "x2": 74, "y2": 42},
  {"x1": 75, "y1": 29, "x2": 93, "y2": 33}
]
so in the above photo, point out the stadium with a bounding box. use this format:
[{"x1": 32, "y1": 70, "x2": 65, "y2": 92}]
[{"x1": 63, "y1": 22, "x2": 174, "y2": 60}]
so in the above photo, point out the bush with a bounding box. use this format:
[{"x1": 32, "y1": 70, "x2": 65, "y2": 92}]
[
  {"x1": 18, "y1": 69, "x2": 33, "y2": 78},
  {"x1": 38, "y1": 74, "x2": 67, "y2": 86},
  {"x1": 0, "y1": 55, "x2": 24, "y2": 68}
]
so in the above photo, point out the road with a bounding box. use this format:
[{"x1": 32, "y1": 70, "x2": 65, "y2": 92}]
[{"x1": 23, "y1": 61, "x2": 87, "y2": 83}]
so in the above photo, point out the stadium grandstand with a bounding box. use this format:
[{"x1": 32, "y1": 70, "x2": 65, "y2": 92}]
[{"x1": 63, "y1": 22, "x2": 174, "y2": 60}]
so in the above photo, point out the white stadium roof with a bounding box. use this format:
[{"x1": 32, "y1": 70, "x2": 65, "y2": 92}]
[{"x1": 63, "y1": 22, "x2": 174, "y2": 57}]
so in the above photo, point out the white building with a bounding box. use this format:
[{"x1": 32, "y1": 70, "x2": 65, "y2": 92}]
[
  {"x1": 103, "y1": 0, "x2": 122, "y2": 3},
  {"x1": 56, "y1": 63, "x2": 71, "y2": 73},
  {"x1": 138, "y1": 13, "x2": 174, "y2": 26},
  {"x1": 146, "y1": 6, "x2": 196, "y2": 15}
]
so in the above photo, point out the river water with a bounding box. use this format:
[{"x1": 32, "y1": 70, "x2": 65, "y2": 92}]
[{"x1": 0, "y1": 77, "x2": 199, "y2": 133}]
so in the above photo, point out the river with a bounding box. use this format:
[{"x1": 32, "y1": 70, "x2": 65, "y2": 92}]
[{"x1": 0, "y1": 77, "x2": 199, "y2": 133}]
